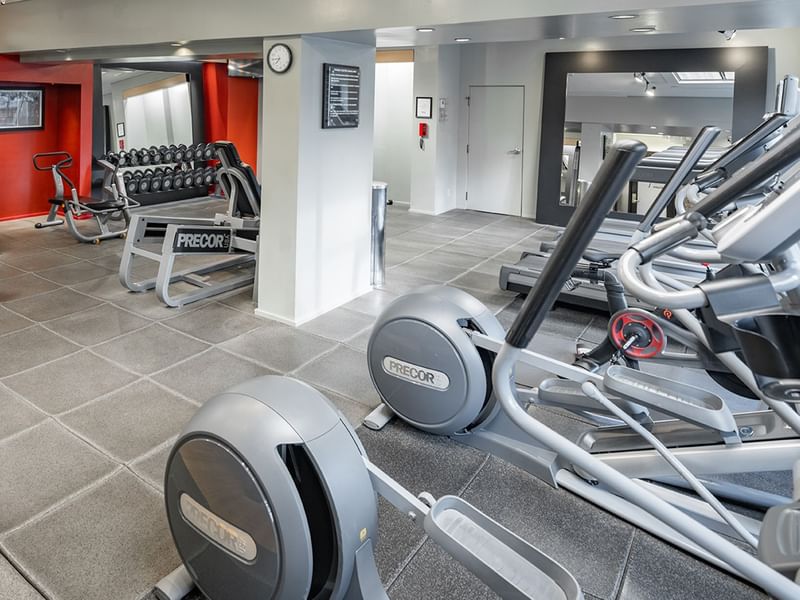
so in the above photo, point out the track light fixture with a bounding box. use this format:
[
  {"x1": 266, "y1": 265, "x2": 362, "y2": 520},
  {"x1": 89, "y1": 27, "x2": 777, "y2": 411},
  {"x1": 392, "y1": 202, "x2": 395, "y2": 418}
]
[
  {"x1": 634, "y1": 72, "x2": 645, "y2": 83},
  {"x1": 645, "y1": 84, "x2": 656, "y2": 97},
  {"x1": 719, "y1": 29, "x2": 737, "y2": 41},
  {"x1": 634, "y1": 73, "x2": 655, "y2": 96}
]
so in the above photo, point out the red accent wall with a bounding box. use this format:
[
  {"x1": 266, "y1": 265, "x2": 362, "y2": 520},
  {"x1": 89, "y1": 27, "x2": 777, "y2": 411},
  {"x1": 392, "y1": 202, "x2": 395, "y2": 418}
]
[
  {"x1": 202, "y1": 63, "x2": 260, "y2": 169},
  {"x1": 0, "y1": 55, "x2": 93, "y2": 220}
]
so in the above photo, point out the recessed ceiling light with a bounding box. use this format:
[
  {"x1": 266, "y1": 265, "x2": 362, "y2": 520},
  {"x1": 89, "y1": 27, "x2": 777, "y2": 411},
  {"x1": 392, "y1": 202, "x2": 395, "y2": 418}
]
[
  {"x1": 454, "y1": 37, "x2": 471, "y2": 42},
  {"x1": 170, "y1": 42, "x2": 183, "y2": 47},
  {"x1": 416, "y1": 27, "x2": 435, "y2": 33},
  {"x1": 56, "y1": 49, "x2": 67, "y2": 53},
  {"x1": 558, "y1": 37, "x2": 566, "y2": 40},
  {"x1": 610, "y1": 14, "x2": 638, "y2": 19},
  {"x1": 650, "y1": 126, "x2": 657, "y2": 130},
  {"x1": 631, "y1": 26, "x2": 657, "y2": 33}
]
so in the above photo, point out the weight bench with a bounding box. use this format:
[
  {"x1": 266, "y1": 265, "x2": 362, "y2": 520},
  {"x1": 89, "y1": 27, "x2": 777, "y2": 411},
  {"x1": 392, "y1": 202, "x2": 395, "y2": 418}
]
[{"x1": 119, "y1": 141, "x2": 260, "y2": 308}]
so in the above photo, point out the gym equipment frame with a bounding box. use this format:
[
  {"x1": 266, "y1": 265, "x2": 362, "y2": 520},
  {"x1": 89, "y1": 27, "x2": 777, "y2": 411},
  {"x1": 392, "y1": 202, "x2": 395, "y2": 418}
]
[{"x1": 119, "y1": 142, "x2": 260, "y2": 307}]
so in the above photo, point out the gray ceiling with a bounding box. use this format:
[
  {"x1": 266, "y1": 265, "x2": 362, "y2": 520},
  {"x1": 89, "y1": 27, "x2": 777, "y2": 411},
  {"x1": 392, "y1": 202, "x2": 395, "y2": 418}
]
[{"x1": 566, "y1": 72, "x2": 735, "y2": 99}]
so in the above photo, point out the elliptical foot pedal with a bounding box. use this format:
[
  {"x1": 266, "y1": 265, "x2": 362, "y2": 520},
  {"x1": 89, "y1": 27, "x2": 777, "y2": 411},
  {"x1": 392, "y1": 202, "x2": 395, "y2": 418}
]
[
  {"x1": 363, "y1": 403, "x2": 395, "y2": 431},
  {"x1": 604, "y1": 365, "x2": 740, "y2": 445},
  {"x1": 424, "y1": 495, "x2": 582, "y2": 599}
]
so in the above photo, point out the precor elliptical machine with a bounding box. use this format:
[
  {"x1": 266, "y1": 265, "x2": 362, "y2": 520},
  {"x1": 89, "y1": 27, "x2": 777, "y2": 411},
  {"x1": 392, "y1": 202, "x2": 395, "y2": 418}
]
[{"x1": 363, "y1": 136, "x2": 800, "y2": 595}]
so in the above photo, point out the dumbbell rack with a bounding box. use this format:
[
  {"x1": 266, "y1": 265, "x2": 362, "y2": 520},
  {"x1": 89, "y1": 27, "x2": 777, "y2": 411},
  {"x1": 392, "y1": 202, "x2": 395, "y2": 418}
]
[{"x1": 116, "y1": 146, "x2": 217, "y2": 208}]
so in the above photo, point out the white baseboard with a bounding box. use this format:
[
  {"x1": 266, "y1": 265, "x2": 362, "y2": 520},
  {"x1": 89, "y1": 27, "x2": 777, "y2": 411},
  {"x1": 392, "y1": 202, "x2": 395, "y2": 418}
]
[
  {"x1": 254, "y1": 285, "x2": 374, "y2": 327},
  {"x1": 408, "y1": 207, "x2": 440, "y2": 216}
]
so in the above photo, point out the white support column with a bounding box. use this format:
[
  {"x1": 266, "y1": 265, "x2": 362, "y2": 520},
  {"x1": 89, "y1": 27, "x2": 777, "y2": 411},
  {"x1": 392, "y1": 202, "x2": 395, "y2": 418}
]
[
  {"x1": 256, "y1": 36, "x2": 376, "y2": 325},
  {"x1": 410, "y1": 45, "x2": 461, "y2": 216}
]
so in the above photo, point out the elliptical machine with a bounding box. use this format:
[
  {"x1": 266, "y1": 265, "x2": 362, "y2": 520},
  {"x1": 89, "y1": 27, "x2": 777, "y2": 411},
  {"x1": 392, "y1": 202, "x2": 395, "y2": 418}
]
[{"x1": 155, "y1": 141, "x2": 800, "y2": 600}]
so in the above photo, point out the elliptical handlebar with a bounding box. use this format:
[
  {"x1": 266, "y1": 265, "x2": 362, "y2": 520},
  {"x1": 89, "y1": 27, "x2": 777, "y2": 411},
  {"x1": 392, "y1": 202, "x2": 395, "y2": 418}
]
[
  {"x1": 33, "y1": 151, "x2": 73, "y2": 172},
  {"x1": 692, "y1": 120, "x2": 800, "y2": 218},
  {"x1": 637, "y1": 126, "x2": 720, "y2": 233},
  {"x1": 505, "y1": 140, "x2": 647, "y2": 349}
]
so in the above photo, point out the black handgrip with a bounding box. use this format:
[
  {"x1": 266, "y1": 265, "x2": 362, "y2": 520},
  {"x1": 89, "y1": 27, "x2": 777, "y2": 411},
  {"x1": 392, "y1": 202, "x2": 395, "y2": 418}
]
[
  {"x1": 33, "y1": 151, "x2": 73, "y2": 171},
  {"x1": 637, "y1": 126, "x2": 720, "y2": 233},
  {"x1": 506, "y1": 141, "x2": 647, "y2": 349},
  {"x1": 693, "y1": 122, "x2": 800, "y2": 218},
  {"x1": 632, "y1": 212, "x2": 706, "y2": 263}
]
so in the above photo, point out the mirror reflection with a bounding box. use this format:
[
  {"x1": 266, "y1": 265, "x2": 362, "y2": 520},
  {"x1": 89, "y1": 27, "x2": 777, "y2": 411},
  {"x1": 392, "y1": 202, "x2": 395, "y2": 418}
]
[{"x1": 561, "y1": 72, "x2": 735, "y2": 216}]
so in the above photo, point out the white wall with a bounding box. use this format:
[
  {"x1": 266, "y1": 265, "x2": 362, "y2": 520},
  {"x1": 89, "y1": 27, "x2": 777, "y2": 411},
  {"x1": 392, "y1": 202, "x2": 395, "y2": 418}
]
[
  {"x1": 410, "y1": 45, "x2": 461, "y2": 215},
  {"x1": 374, "y1": 62, "x2": 414, "y2": 205},
  {"x1": 457, "y1": 27, "x2": 800, "y2": 219},
  {"x1": 257, "y1": 36, "x2": 376, "y2": 325}
]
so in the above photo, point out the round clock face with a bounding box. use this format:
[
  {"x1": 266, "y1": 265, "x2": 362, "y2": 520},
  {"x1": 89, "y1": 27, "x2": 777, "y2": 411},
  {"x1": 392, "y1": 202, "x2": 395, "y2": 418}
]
[{"x1": 268, "y1": 44, "x2": 292, "y2": 74}]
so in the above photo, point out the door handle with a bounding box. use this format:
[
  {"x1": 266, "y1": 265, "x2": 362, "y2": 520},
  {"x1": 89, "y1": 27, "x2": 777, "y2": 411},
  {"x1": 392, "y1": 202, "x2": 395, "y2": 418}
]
[{"x1": 508, "y1": 148, "x2": 522, "y2": 155}]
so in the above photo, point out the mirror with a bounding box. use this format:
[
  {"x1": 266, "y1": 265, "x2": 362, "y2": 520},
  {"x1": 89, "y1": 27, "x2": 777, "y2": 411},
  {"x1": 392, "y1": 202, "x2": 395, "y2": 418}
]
[
  {"x1": 561, "y1": 71, "x2": 735, "y2": 215},
  {"x1": 101, "y1": 68, "x2": 194, "y2": 152},
  {"x1": 535, "y1": 47, "x2": 770, "y2": 226}
]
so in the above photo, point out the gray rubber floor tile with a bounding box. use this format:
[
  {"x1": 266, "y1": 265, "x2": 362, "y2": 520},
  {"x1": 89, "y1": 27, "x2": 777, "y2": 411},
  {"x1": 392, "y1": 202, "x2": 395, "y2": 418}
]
[
  {"x1": 0, "y1": 326, "x2": 80, "y2": 377},
  {"x1": 294, "y1": 345, "x2": 380, "y2": 406},
  {"x1": 35, "y1": 261, "x2": 113, "y2": 285},
  {"x1": 0, "y1": 262, "x2": 25, "y2": 280},
  {"x1": 70, "y1": 273, "x2": 130, "y2": 301},
  {"x1": 108, "y1": 287, "x2": 213, "y2": 320},
  {"x1": 385, "y1": 247, "x2": 425, "y2": 268},
  {"x1": 0, "y1": 421, "x2": 116, "y2": 533},
  {"x1": 55, "y1": 238, "x2": 126, "y2": 259},
  {"x1": 130, "y1": 445, "x2": 171, "y2": 491},
  {"x1": 2, "y1": 250, "x2": 80, "y2": 272},
  {"x1": 87, "y1": 253, "x2": 123, "y2": 271},
  {"x1": 0, "y1": 385, "x2": 45, "y2": 441},
  {"x1": 460, "y1": 287, "x2": 517, "y2": 314},
  {"x1": 387, "y1": 539, "x2": 500, "y2": 600},
  {"x1": 0, "y1": 306, "x2": 33, "y2": 336},
  {"x1": 0, "y1": 274, "x2": 59, "y2": 302},
  {"x1": 153, "y1": 348, "x2": 275, "y2": 403},
  {"x1": 342, "y1": 289, "x2": 398, "y2": 317},
  {"x1": 419, "y1": 248, "x2": 487, "y2": 269},
  {"x1": 60, "y1": 379, "x2": 196, "y2": 462},
  {"x1": 443, "y1": 240, "x2": 499, "y2": 258},
  {"x1": 299, "y1": 307, "x2": 375, "y2": 343},
  {"x1": 380, "y1": 270, "x2": 438, "y2": 295},
  {"x1": 316, "y1": 387, "x2": 372, "y2": 428},
  {"x1": 451, "y1": 269, "x2": 502, "y2": 294},
  {"x1": 4, "y1": 351, "x2": 138, "y2": 414},
  {"x1": 46, "y1": 303, "x2": 151, "y2": 345},
  {"x1": 390, "y1": 259, "x2": 466, "y2": 284},
  {"x1": 617, "y1": 531, "x2": 765, "y2": 600},
  {"x1": 460, "y1": 456, "x2": 634, "y2": 599},
  {"x1": 343, "y1": 327, "x2": 372, "y2": 352},
  {"x1": 4, "y1": 287, "x2": 103, "y2": 322},
  {"x1": 220, "y1": 320, "x2": 336, "y2": 373},
  {"x1": 2, "y1": 470, "x2": 179, "y2": 600},
  {"x1": 0, "y1": 554, "x2": 45, "y2": 600},
  {"x1": 217, "y1": 287, "x2": 255, "y2": 312},
  {"x1": 92, "y1": 324, "x2": 210, "y2": 375},
  {"x1": 163, "y1": 302, "x2": 264, "y2": 343}
]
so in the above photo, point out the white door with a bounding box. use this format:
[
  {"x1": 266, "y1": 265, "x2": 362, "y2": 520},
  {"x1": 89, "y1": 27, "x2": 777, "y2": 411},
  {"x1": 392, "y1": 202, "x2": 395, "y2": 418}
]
[{"x1": 467, "y1": 86, "x2": 524, "y2": 215}]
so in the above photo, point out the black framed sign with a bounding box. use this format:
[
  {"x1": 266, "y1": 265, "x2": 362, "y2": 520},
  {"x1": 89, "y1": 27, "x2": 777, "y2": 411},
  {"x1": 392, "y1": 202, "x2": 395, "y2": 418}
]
[
  {"x1": 415, "y1": 96, "x2": 433, "y2": 119},
  {"x1": 322, "y1": 63, "x2": 361, "y2": 129},
  {"x1": 0, "y1": 87, "x2": 44, "y2": 131},
  {"x1": 116, "y1": 122, "x2": 126, "y2": 137}
]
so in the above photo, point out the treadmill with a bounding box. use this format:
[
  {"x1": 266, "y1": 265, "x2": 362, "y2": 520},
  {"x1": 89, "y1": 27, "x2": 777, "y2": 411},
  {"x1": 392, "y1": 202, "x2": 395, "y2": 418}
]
[{"x1": 500, "y1": 109, "x2": 796, "y2": 312}]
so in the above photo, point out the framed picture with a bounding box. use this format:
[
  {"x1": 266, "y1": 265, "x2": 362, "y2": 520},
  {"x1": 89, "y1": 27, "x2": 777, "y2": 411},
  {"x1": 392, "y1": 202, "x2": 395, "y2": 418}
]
[
  {"x1": 0, "y1": 87, "x2": 44, "y2": 131},
  {"x1": 415, "y1": 96, "x2": 433, "y2": 119},
  {"x1": 116, "y1": 122, "x2": 126, "y2": 137},
  {"x1": 322, "y1": 63, "x2": 361, "y2": 129}
]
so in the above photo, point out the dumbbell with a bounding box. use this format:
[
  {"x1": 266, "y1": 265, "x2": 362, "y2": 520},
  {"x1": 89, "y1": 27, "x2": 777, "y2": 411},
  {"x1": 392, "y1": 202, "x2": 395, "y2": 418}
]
[
  {"x1": 161, "y1": 171, "x2": 174, "y2": 192},
  {"x1": 125, "y1": 172, "x2": 142, "y2": 195},
  {"x1": 138, "y1": 148, "x2": 151, "y2": 166},
  {"x1": 117, "y1": 151, "x2": 130, "y2": 167},
  {"x1": 202, "y1": 167, "x2": 216, "y2": 186},
  {"x1": 173, "y1": 145, "x2": 186, "y2": 163},
  {"x1": 128, "y1": 150, "x2": 140, "y2": 167},
  {"x1": 191, "y1": 168, "x2": 204, "y2": 187},
  {"x1": 151, "y1": 172, "x2": 164, "y2": 193},
  {"x1": 203, "y1": 143, "x2": 215, "y2": 160},
  {"x1": 104, "y1": 152, "x2": 120, "y2": 166},
  {"x1": 148, "y1": 146, "x2": 161, "y2": 165},
  {"x1": 183, "y1": 170, "x2": 195, "y2": 188},
  {"x1": 159, "y1": 145, "x2": 174, "y2": 164},
  {"x1": 172, "y1": 169, "x2": 185, "y2": 190},
  {"x1": 184, "y1": 144, "x2": 196, "y2": 162},
  {"x1": 138, "y1": 169, "x2": 155, "y2": 193}
]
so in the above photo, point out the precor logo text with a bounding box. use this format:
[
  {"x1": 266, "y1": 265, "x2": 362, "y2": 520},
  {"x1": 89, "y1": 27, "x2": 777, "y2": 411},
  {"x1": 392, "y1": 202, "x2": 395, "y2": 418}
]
[
  {"x1": 180, "y1": 493, "x2": 258, "y2": 562},
  {"x1": 382, "y1": 356, "x2": 450, "y2": 390}
]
